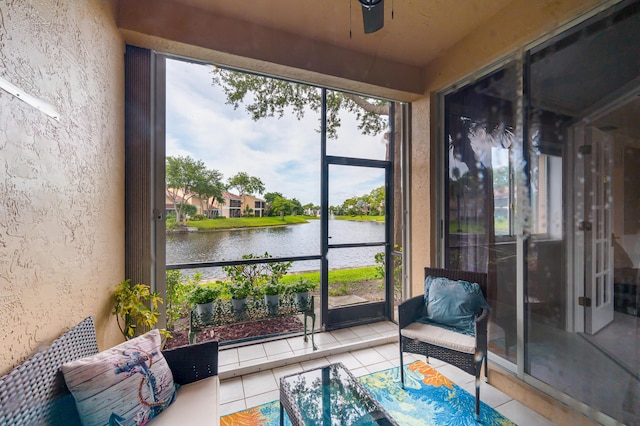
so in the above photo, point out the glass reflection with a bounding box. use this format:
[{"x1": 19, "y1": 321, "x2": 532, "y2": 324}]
[
  {"x1": 281, "y1": 364, "x2": 394, "y2": 425},
  {"x1": 444, "y1": 63, "x2": 519, "y2": 364}
]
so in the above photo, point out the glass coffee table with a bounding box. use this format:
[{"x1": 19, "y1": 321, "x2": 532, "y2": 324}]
[{"x1": 279, "y1": 362, "x2": 398, "y2": 426}]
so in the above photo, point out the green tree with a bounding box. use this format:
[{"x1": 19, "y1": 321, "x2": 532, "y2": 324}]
[
  {"x1": 263, "y1": 191, "x2": 282, "y2": 216},
  {"x1": 194, "y1": 169, "x2": 226, "y2": 217},
  {"x1": 341, "y1": 197, "x2": 360, "y2": 216},
  {"x1": 227, "y1": 171, "x2": 265, "y2": 196},
  {"x1": 368, "y1": 186, "x2": 385, "y2": 213},
  {"x1": 291, "y1": 198, "x2": 303, "y2": 215},
  {"x1": 166, "y1": 156, "x2": 224, "y2": 225},
  {"x1": 176, "y1": 203, "x2": 197, "y2": 218},
  {"x1": 263, "y1": 192, "x2": 283, "y2": 204},
  {"x1": 270, "y1": 195, "x2": 295, "y2": 217},
  {"x1": 212, "y1": 69, "x2": 388, "y2": 140}
]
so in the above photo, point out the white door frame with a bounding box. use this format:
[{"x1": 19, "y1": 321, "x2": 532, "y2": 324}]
[
  {"x1": 570, "y1": 87, "x2": 640, "y2": 334},
  {"x1": 572, "y1": 124, "x2": 615, "y2": 335},
  {"x1": 569, "y1": 125, "x2": 584, "y2": 333},
  {"x1": 586, "y1": 126, "x2": 614, "y2": 334}
]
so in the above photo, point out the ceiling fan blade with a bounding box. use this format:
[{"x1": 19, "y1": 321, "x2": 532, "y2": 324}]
[{"x1": 361, "y1": 0, "x2": 384, "y2": 34}]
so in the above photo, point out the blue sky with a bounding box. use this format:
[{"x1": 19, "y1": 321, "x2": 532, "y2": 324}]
[{"x1": 165, "y1": 58, "x2": 387, "y2": 206}]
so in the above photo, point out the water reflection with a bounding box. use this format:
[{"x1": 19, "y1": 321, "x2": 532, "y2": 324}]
[{"x1": 167, "y1": 219, "x2": 385, "y2": 279}]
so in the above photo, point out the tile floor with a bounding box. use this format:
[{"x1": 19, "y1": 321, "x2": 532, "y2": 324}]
[{"x1": 218, "y1": 321, "x2": 556, "y2": 425}]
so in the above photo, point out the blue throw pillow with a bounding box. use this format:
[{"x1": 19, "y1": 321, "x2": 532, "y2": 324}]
[{"x1": 422, "y1": 276, "x2": 490, "y2": 335}]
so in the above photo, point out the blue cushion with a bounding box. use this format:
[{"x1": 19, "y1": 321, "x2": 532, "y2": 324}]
[{"x1": 422, "y1": 276, "x2": 490, "y2": 335}]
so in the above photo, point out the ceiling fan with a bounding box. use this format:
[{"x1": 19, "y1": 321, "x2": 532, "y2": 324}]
[{"x1": 359, "y1": 0, "x2": 384, "y2": 34}]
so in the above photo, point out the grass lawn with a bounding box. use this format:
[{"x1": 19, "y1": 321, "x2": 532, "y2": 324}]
[
  {"x1": 334, "y1": 215, "x2": 384, "y2": 222},
  {"x1": 186, "y1": 216, "x2": 308, "y2": 230},
  {"x1": 279, "y1": 266, "x2": 378, "y2": 286}
]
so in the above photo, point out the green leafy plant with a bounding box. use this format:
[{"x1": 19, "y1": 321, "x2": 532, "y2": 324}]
[
  {"x1": 261, "y1": 278, "x2": 282, "y2": 296},
  {"x1": 188, "y1": 284, "x2": 220, "y2": 305},
  {"x1": 226, "y1": 278, "x2": 252, "y2": 300},
  {"x1": 165, "y1": 270, "x2": 191, "y2": 331},
  {"x1": 222, "y1": 253, "x2": 265, "y2": 291},
  {"x1": 222, "y1": 252, "x2": 292, "y2": 298},
  {"x1": 374, "y1": 245, "x2": 403, "y2": 300},
  {"x1": 166, "y1": 215, "x2": 178, "y2": 231},
  {"x1": 112, "y1": 279, "x2": 164, "y2": 340},
  {"x1": 166, "y1": 271, "x2": 206, "y2": 330},
  {"x1": 265, "y1": 258, "x2": 293, "y2": 282},
  {"x1": 288, "y1": 278, "x2": 317, "y2": 294}
]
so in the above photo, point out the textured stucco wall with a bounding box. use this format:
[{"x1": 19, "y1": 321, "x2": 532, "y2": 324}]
[{"x1": 0, "y1": 0, "x2": 124, "y2": 374}]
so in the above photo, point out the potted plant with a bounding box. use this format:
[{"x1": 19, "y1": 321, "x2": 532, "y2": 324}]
[
  {"x1": 112, "y1": 279, "x2": 165, "y2": 340},
  {"x1": 289, "y1": 278, "x2": 317, "y2": 311},
  {"x1": 262, "y1": 279, "x2": 281, "y2": 315},
  {"x1": 227, "y1": 278, "x2": 251, "y2": 318},
  {"x1": 188, "y1": 284, "x2": 219, "y2": 321}
]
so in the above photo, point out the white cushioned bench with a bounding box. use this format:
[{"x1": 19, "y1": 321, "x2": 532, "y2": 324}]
[{"x1": 0, "y1": 317, "x2": 219, "y2": 425}]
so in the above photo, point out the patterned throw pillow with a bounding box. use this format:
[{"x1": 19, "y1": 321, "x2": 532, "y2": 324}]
[
  {"x1": 422, "y1": 276, "x2": 491, "y2": 335},
  {"x1": 61, "y1": 329, "x2": 177, "y2": 426}
]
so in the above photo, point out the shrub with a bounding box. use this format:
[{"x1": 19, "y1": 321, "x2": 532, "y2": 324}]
[
  {"x1": 165, "y1": 270, "x2": 192, "y2": 331},
  {"x1": 222, "y1": 252, "x2": 293, "y2": 297},
  {"x1": 112, "y1": 279, "x2": 164, "y2": 340},
  {"x1": 166, "y1": 215, "x2": 178, "y2": 231},
  {"x1": 374, "y1": 245, "x2": 402, "y2": 300}
]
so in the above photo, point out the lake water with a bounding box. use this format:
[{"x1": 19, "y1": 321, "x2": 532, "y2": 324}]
[{"x1": 166, "y1": 219, "x2": 385, "y2": 279}]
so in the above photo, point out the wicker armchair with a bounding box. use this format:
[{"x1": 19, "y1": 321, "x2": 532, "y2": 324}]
[{"x1": 398, "y1": 268, "x2": 489, "y2": 417}]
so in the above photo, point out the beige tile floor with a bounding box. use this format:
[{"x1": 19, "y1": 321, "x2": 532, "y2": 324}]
[{"x1": 218, "y1": 321, "x2": 555, "y2": 425}]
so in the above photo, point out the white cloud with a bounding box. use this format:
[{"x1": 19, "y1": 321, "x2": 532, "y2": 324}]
[{"x1": 165, "y1": 58, "x2": 386, "y2": 205}]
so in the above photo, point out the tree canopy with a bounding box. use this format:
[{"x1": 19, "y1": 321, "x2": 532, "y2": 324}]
[
  {"x1": 212, "y1": 68, "x2": 389, "y2": 139},
  {"x1": 166, "y1": 155, "x2": 225, "y2": 224},
  {"x1": 270, "y1": 195, "x2": 295, "y2": 217},
  {"x1": 227, "y1": 171, "x2": 265, "y2": 196},
  {"x1": 263, "y1": 192, "x2": 283, "y2": 204},
  {"x1": 332, "y1": 185, "x2": 385, "y2": 216}
]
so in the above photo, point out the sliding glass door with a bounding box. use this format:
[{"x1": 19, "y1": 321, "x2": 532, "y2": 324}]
[
  {"x1": 440, "y1": 2, "x2": 640, "y2": 422},
  {"x1": 442, "y1": 62, "x2": 520, "y2": 364}
]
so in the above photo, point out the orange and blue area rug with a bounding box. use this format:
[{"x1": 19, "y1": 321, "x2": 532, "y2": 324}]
[{"x1": 220, "y1": 360, "x2": 516, "y2": 425}]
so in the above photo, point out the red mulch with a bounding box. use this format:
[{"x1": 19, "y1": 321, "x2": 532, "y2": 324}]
[{"x1": 164, "y1": 315, "x2": 304, "y2": 349}]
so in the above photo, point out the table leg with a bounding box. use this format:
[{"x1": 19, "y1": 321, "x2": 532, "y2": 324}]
[
  {"x1": 310, "y1": 312, "x2": 317, "y2": 351},
  {"x1": 280, "y1": 400, "x2": 284, "y2": 426},
  {"x1": 303, "y1": 296, "x2": 317, "y2": 351}
]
